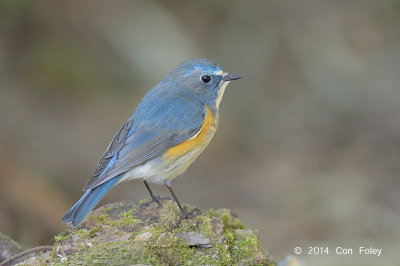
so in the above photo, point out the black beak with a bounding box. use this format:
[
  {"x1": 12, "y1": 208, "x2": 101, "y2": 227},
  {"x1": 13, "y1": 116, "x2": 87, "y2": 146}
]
[{"x1": 224, "y1": 74, "x2": 241, "y2": 81}]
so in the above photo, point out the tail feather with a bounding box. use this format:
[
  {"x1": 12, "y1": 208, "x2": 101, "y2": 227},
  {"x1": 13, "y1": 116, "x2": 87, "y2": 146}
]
[{"x1": 62, "y1": 175, "x2": 122, "y2": 226}]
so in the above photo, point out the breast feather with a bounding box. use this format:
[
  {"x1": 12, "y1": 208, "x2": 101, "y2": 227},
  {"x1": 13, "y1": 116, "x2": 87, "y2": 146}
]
[{"x1": 164, "y1": 105, "x2": 215, "y2": 161}]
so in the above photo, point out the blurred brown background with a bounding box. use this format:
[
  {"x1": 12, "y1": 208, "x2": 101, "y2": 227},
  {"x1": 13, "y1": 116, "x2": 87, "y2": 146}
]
[{"x1": 0, "y1": 1, "x2": 399, "y2": 265}]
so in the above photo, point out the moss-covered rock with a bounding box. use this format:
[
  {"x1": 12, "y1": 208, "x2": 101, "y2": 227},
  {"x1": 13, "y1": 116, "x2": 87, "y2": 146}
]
[{"x1": 19, "y1": 200, "x2": 275, "y2": 265}]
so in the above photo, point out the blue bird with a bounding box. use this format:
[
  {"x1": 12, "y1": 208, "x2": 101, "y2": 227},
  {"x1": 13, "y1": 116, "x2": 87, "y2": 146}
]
[{"x1": 62, "y1": 58, "x2": 241, "y2": 227}]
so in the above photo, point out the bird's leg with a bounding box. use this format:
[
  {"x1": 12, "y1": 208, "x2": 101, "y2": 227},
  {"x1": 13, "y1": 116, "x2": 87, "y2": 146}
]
[
  {"x1": 164, "y1": 181, "x2": 202, "y2": 229},
  {"x1": 141, "y1": 180, "x2": 172, "y2": 207}
]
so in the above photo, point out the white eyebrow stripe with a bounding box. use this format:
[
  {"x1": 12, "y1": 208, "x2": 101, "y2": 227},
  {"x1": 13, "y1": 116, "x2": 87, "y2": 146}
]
[{"x1": 214, "y1": 70, "x2": 225, "y2": 75}]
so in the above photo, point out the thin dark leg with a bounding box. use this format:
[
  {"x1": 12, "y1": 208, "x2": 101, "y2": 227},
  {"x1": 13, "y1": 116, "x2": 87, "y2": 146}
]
[
  {"x1": 165, "y1": 182, "x2": 184, "y2": 212},
  {"x1": 141, "y1": 181, "x2": 171, "y2": 207},
  {"x1": 165, "y1": 182, "x2": 202, "y2": 228}
]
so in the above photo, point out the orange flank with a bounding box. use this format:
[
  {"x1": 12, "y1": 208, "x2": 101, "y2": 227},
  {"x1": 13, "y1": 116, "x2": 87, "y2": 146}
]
[{"x1": 164, "y1": 105, "x2": 215, "y2": 161}]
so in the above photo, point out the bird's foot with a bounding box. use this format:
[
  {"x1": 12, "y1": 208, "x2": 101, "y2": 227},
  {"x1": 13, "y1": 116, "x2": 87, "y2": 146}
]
[
  {"x1": 171, "y1": 206, "x2": 202, "y2": 229},
  {"x1": 141, "y1": 195, "x2": 172, "y2": 207}
]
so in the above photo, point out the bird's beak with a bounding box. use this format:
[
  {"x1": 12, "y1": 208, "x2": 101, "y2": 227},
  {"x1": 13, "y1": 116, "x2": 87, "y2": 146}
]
[{"x1": 223, "y1": 74, "x2": 242, "y2": 81}]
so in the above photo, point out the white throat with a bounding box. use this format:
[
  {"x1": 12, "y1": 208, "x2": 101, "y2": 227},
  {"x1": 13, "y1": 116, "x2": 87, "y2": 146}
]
[{"x1": 216, "y1": 81, "x2": 230, "y2": 109}]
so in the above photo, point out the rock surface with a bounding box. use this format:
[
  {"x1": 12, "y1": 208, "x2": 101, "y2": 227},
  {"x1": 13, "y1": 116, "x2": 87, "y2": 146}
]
[
  {"x1": 17, "y1": 200, "x2": 275, "y2": 265},
  {"x1": 0, "y1": 233, "x2": 23, "y2": 263},
  {"x1": 175, "y1": 232, "x2": 212, "y2": 248}
]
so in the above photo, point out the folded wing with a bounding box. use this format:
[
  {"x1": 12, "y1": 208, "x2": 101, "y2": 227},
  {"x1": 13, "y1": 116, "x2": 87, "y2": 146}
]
[
  {"x1": 84, "y1": 121, "x2": 203, "y2": 190},
  {"x1": 86, "y1": 119, "x2": 135, "y2": 189}
]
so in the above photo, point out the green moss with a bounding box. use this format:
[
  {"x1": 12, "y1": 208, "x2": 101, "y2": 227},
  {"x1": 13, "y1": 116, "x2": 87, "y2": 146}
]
[
  {"x1": 199, "y1": 215, "x2": 213, "y2": 238},
  {"x1": 56, "y1": 239, "x2": 162, "y2": 265},
  {"x1": 217, "y1": 209, "x2": 246, "y2": 230},
  {"x1": 89, "y1": 213, "x2": 108, "y2": 223},
  {"x1": 103, "y1": 206, "x2": 115, "y2": 213},
  {"x1": 139, "y1": 197, "x2": 152, "y2": 204},
  {"x1": 145, "y1": 230, "x2": 216, "y2": 265},
  {"x1": 159, "y1": 201, "x2": 180, "y2": 226},
  {"x1": 85, "y1": 241, "x2": 160, "y2": 265},
  {"x1": 152, "y1": 236, "x2": 191, "y2": 263},
  {"x1": 113, "y1": 209, "x2": 142, "y2": 227},
  {"x1": 54, "y1": 231, "x2": 70, "y2": 243},
  {"x1": 224, "y1": 228, "x2": 261, "y2": 264},
  {"x1": 72, "y1": 226, "x2": 101, "y2": 240},
  {"x1": 144, "y1": 210, "x2": 222, "y2": 265},
  {"x1": 91, "y1": 208, "x2": 141, "y2": 228},
  {"x1": 149, "y1": 225, "x2": 166, "y2": 238},
  {"x1": 216, "y1": 243, "x2": 233, "y2": 264}
]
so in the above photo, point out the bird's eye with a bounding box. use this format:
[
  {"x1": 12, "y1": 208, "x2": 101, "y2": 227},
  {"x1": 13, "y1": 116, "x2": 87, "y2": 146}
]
[{"x1": 201, "y1": 75, "x2": 211, "y2": 84}]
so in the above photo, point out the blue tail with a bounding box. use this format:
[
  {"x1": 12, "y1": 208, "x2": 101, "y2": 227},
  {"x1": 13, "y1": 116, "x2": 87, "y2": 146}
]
[{"x1": 62, "y1": 175, "x2": 122, "y2": 226}]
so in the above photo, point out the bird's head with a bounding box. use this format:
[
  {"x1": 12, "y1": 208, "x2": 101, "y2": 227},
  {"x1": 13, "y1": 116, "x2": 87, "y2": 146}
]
[{"x1": 162, "y1": 58, "x2": 241, "y2": 113}]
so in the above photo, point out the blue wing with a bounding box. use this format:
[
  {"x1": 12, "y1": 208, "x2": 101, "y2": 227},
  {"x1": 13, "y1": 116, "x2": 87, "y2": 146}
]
[
  {"x1": 85, "y1": 118, "x2": 135, "y2": 189},
  {"x1": 84, "y1": 89, "x2": 206, "y2": 190}
]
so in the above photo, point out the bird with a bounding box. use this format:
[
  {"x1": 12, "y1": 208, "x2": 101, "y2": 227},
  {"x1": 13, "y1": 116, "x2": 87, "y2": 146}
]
[{"x1": 62, "y1": 58, "x2": 241, "y2": 227}]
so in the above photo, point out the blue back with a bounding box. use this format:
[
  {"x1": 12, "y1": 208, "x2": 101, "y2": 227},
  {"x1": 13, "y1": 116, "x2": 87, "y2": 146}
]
[{"x1": 131, "y1": 84, "x2": 206, "y2": 133}]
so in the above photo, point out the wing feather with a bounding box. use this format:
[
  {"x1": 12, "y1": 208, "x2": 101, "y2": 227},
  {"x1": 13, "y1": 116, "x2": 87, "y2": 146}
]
[
  {"x1": 84, "y1": 119, "x2": 134, "y2": 190},
  {"x1": 84, "y1": 124, "x2": 202, "y2": 190}
]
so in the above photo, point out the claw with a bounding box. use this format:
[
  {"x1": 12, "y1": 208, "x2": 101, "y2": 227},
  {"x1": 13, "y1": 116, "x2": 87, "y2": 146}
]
[{"x1": 171, "y1": 206, "x2": 202, "y2": 229}]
